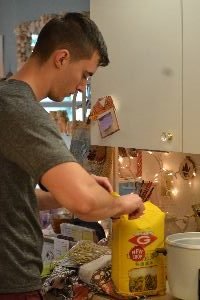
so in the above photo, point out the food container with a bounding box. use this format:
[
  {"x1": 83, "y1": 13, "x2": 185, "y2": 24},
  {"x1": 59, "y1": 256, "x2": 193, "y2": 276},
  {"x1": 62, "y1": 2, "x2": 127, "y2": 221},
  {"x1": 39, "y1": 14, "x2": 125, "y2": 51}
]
[
  {"x1": 166, "y1": 232, "x2": 200, "y2": 300},
  {"x1": 50, "y1": 208, "x2": 72, "y2": 234},
  {"x1": 112, "y1": 201, "x2": 166, "y2": 297}
]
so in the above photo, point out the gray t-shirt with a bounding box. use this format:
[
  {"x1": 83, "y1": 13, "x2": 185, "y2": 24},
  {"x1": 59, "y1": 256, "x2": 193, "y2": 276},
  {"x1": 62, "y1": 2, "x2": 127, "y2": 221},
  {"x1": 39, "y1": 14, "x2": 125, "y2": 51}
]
[{"x1": 0, "y1": 79, "x2": 76, "y2": 293}]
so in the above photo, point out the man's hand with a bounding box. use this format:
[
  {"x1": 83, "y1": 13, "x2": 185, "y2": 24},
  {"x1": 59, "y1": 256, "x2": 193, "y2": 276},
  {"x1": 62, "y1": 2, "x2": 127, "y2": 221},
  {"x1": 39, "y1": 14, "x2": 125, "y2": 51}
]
[
  {"x1": 91, "y1": 174, "x2": 113, "y2": 193},
  {"x1": 112, "y1": 193, "x2": 145, "y2": 219}
]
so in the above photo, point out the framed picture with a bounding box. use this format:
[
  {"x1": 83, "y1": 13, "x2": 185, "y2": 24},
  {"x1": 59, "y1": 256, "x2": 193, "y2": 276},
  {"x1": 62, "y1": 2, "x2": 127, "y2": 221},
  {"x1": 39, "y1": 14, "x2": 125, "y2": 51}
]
[{"x1": 97, "y1": 107, "x2": 120, "y2": 138}]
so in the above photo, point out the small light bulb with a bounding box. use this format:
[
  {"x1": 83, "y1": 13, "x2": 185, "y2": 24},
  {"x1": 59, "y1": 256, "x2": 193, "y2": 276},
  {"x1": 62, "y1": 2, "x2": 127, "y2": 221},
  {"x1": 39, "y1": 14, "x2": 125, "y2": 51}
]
[
  {"x1": 171, "y1": 188, "x2": 178, "y2": 196},
  {"x1": 118, "y1": 156, "x2": 123, "y2": 163},
  {"x1": 163, "y1": 152, "x2": 169, "y2": 156}
]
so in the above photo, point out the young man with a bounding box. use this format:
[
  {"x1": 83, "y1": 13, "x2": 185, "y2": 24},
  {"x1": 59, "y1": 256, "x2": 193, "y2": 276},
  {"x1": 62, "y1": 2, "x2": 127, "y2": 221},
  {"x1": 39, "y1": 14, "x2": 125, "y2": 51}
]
[{"x1": 0, "y1": 13, "x2": 144, "y2": 299}]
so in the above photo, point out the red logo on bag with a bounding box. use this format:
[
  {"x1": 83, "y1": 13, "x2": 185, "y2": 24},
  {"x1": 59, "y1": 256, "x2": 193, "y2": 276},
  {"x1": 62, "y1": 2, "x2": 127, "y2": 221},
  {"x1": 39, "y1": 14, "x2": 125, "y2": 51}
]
[
  {"x1": 129, "y1": 246, "x2": 145, "y2": 261},
  {"x1": 128, "y1": 234, "x2": 157, "y2": 247}
]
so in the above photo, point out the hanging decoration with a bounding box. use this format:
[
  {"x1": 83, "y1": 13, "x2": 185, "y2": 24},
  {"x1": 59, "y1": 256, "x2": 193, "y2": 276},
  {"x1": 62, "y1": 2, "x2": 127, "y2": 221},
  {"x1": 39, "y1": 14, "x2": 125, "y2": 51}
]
[
  {"x1": 14, "y1": 13, "x2": 63, "y2": 69},
  {"x1": 136, "y1": 150, "x2": 142, "y2": 178},
  {"x1": 90, "y1": 96, "x2": 120, "y2": 138},
  {"x1": 148, "y1": 152, "x2": 197, "y2": 196},
  {"x1": 118, "y1": 148, "x2": 137, "y2": 179},
  {"x1": 179, "y1": 156, "x2": 196, "y2": 180}
]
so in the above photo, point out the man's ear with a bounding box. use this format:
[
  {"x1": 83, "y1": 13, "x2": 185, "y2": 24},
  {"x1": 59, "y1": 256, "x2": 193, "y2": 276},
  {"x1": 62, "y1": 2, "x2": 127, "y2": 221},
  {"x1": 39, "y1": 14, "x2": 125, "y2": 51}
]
[{"x1": 54, "y1": 49, "x2": 70, "y2": 69}]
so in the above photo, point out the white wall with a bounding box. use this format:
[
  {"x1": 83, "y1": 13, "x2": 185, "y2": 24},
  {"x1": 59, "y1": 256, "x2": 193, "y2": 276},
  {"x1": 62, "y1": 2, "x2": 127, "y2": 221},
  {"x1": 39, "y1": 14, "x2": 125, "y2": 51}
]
[{"x1": 0, "y1": 0, "x2": 90, "y2": 74}]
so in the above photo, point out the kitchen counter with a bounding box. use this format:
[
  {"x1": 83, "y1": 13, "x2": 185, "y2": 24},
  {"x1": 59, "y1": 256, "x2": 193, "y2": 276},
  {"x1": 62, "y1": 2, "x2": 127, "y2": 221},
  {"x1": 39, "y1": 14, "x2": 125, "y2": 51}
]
[
  {"x1": 92, "y1": 293, "x2": 175, "y2": 300},
  {"x1": 44, "y1": 282, "x2": 175, "y2": 299},
  {"x1": 45, "y1": 292, "x2": 175, "y2": 300},
  {"x1": 92, "y1": 282, "x2": 175, "y2": 300},
  {"x1": 44, "y1": 280, "x2": 175, "y2": 299}
]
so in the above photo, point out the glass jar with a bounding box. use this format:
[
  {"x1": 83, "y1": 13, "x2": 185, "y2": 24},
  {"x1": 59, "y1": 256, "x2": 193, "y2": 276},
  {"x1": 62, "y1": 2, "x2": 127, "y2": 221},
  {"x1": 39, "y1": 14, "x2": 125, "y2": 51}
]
[{"x1": 50, "y1": 208, "x2": 72, "y2": 234}]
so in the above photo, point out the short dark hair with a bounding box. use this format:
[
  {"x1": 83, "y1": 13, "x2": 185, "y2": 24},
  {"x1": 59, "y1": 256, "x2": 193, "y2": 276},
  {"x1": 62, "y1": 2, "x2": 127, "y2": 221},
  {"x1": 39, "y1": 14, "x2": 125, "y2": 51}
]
[{"x1": 32, "y1": 12, "x2": 109, "y2": 67}]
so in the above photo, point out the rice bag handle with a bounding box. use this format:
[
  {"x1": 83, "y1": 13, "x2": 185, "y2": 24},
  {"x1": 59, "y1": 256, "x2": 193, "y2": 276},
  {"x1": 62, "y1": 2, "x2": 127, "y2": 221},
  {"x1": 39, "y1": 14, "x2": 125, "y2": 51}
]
[
  {"x1": 154, "y1": 247, "x2": 167, "y2": 256},
  {"x1": 110, "y1": 192, "x2": 121, "y2": 220},
  {"x1": 111, "y1": 192, "x2": 133, "y2": 220}
]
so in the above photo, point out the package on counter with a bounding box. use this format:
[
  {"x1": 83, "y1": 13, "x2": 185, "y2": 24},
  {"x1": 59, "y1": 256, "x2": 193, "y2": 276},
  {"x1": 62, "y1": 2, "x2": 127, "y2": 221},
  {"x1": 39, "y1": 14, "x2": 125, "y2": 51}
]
[
  {"x1": 67, "y1": 240, "x2": 111, "y2": 265},
  {"x1": 60, "y1": 223, "x2": 97, "y2": 242},
  {"x1": 112, "y1": 201, "x2": 166, "y2": 297}
]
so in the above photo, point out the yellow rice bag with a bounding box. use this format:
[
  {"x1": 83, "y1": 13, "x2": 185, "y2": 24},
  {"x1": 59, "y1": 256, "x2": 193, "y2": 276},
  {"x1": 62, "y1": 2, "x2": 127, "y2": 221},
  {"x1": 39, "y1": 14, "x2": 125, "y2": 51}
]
[{"x1": 112, "y1": 201, "x2": 166, "y2": 297}]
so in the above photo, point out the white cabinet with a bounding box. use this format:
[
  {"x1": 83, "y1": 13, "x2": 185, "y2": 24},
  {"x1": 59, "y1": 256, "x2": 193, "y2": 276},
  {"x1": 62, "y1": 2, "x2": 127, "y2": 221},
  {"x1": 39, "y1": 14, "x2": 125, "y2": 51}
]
[
  {"x1": 182, "y1": 0, "x2": 200, "y2": 154},
  {"x1": 0, "y1": 35, "x2": 4, "y2": 78},
  {"x1": 90, "y1": 0, "x2": 182, "y2": 152}
]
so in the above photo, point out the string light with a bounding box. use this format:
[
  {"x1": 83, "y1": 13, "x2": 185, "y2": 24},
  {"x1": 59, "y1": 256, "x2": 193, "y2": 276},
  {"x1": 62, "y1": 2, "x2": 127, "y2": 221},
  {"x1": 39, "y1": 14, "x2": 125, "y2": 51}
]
[
  {"x1": 119, "y1": 149, "x2": 197, "y2": 199},
  {"x1": 147, "y1": 151, "x2": 200, "y2": 197},
  {"x1": 171, "y1": 188, "x2": 178, "y2": 196},
  {"x1": 118, "y1": 149, "x2": 136, "y2": 179},
  {"x1": 118, "y1": 156, "x2": 123, "y2": 164},
  {"x1": 147, "y1": 151, "x2": 195, "y2": 197}
]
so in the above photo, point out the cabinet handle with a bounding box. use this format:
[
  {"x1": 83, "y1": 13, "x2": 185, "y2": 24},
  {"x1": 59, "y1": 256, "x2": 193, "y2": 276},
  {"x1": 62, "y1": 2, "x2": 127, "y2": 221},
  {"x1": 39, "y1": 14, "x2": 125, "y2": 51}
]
[{"x1": 161, "y1": 132, "x2": 173, "y2": 142}]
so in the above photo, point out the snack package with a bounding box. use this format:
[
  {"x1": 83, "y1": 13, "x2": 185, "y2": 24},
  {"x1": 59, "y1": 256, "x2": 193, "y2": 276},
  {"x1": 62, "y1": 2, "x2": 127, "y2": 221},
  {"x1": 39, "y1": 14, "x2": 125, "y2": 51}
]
[
  {"x1": 112, "y1": 201, "x2": 166, "y2": 297},
  {"x1": 67, "y1": 240, "x2": 111, "y2": 265}
]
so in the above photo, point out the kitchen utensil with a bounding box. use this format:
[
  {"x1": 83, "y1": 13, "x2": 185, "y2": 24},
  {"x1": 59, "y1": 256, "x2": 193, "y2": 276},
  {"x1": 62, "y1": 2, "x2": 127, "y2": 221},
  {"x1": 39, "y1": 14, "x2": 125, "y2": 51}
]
[{"x1": 166, "y1": 232, "x2": 200, "y2": 300}]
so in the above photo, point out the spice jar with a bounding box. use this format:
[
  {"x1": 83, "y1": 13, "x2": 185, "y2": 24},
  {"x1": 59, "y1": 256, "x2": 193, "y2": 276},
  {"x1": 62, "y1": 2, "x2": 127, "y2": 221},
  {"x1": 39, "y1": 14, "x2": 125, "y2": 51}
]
[{"x1": 50, "y1": 208, "x2": 72, "y2": 234}]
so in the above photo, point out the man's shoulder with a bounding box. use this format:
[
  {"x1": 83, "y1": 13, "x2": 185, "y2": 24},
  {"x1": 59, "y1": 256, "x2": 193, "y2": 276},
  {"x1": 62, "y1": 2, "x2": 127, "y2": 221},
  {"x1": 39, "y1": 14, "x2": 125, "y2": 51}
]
[
  {"x1": 0, "y1": 79, "x2": 34, "y2": 97},
  {"x1": 0, "y1": 79, "x2": 38, "y2": 111}
]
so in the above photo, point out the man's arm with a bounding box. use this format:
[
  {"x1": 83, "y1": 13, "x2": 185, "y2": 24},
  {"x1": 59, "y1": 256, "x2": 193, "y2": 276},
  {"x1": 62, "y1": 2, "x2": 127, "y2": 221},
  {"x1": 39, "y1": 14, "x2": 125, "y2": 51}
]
[
  {"x1": 40, "y1": 162, "x2": 144, "y2": 221},
  {"x1": 35, "y1": 189, "x2": 61, "y2": 211},
  {"x1": 36, "y1": 174, "x2": 113, "y2": 211}
]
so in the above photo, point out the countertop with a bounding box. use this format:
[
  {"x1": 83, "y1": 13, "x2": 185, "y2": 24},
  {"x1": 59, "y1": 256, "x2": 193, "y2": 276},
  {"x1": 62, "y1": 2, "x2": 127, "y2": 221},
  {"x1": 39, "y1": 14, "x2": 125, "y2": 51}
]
[
  {"x1": 45, "y1": 292, "x2": 175, "y2": 300},
  {"x1": 44, "y1": 281, "x2": 175, "y2": 299},
  {"x1": 92, "y1": 293, "x2": 174, "y2": 300}
]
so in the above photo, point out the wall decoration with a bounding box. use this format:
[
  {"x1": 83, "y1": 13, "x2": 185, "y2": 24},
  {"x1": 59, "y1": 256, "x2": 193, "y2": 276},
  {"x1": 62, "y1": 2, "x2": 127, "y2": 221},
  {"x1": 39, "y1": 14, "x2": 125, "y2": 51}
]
[
  {"x1": 179, "y1": 156, "x2": 196, "y2": 180},
  {"x1": 90, "y1": 96, "x2": 120, "y2": 138},
  {"x1": 14, "y1": 11, "x2": 89, "y2": 70},
  {"x1": 14, "y1": 13, "x2": 61, "y2": 69}
]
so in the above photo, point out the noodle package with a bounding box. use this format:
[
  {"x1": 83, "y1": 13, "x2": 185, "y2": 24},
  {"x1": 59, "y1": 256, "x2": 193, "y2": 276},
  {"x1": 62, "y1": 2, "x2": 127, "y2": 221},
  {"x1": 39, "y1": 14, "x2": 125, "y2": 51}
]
[{"x1": 112, "y1": 201, "x2": 166, "y2": 297}]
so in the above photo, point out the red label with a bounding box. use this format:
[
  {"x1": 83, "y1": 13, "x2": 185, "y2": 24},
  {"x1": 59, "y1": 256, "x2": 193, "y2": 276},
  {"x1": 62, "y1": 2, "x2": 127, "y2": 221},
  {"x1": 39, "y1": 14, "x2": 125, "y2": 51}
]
[
  {"x1": 128, "y1": 233, "x2": 157, "y2": 247},
  {"x1": 129, "y1": 246, "x2": 145, "y2": 261}
]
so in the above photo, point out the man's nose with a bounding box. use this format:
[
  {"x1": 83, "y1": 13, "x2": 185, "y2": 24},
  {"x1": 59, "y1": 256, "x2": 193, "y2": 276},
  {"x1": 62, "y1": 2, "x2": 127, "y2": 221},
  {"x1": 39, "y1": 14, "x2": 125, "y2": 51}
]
[{"x1": 77, "y1": 80, "x2": 87, "y2": 93}]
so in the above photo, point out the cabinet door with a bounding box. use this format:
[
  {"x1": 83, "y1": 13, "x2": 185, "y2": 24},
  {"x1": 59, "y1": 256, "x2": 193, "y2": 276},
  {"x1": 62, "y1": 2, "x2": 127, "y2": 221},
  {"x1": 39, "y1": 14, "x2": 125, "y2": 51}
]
[
  {"x1": 182, "y1": 0, "x2": 200, "y2": 154},
  {"x1": 90, "y1": 0, "x2": 182, "y2": 152}
]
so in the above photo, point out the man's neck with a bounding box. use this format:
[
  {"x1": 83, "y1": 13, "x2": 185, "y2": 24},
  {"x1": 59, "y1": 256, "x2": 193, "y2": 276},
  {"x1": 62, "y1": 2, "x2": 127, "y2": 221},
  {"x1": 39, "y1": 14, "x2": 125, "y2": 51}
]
[{"x1": 11, "y1": 58, "x2": 52, "y2": 101}]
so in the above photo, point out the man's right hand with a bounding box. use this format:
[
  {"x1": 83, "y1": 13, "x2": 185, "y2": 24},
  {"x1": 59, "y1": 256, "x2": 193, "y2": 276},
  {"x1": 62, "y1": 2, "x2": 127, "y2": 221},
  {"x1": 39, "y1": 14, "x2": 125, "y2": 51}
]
[{"x1": 112, "y1": 194, "x2": 145, "y2": 219}]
